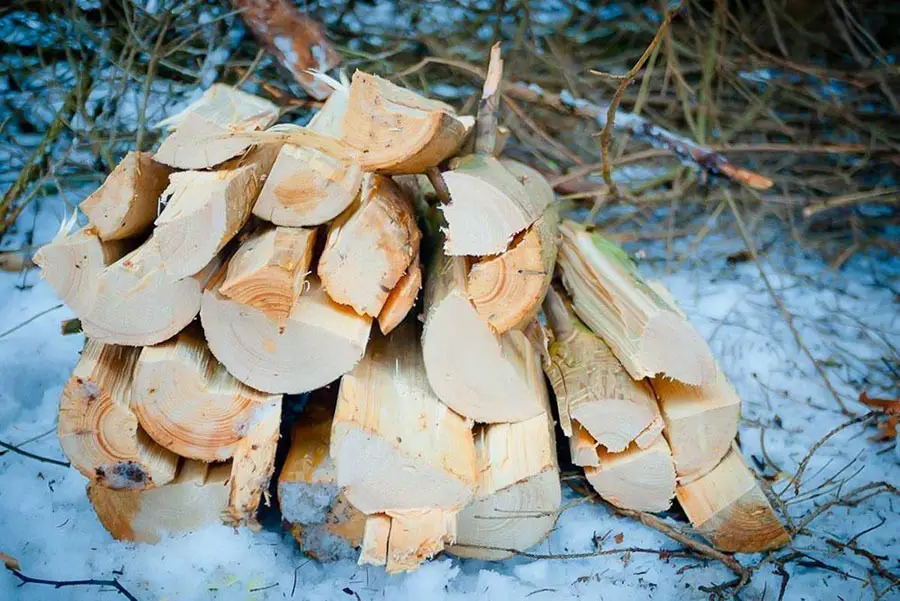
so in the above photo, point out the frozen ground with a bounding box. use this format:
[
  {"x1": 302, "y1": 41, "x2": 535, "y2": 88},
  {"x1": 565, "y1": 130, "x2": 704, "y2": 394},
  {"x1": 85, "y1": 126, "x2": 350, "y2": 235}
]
[{"x1": 0, "y1": 196, "x2": 897, "y2": 601}]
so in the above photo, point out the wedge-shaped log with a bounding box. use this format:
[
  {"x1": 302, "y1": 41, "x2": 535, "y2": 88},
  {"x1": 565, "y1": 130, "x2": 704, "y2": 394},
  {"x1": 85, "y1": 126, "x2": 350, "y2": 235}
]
[
  {"x1": 569, "y1": 421, "x2": 600, "y2": 467},
  {"x1": 377, "y1": 251, "x2": 421, "y2": 335},
  {"x1": 132, "y1": 326, "x2": 283, "y2": 461},
  {"x1": 358, "y1": 510, "x2": 458, "y2": 574},
  {"x1": 203, "y1": 270, "x2": 371, "y2": 394},
  {"x1": 58, "y1": 341, "x2": 178, "y2": 489},
  {"x1": 449, "y1": 391, "x2": 561, "y2": 561},
  {"x1": 358, "y1": 514, "x2": 391, "y2": 567},
  {"x1": 226, "y1": 394, "x2": 282, "y2": 527},
  {"x1": 79, "y1": 236, "x2": 206, "y2": 346},
  {"x1": 307, "y1": 77, "x2": 349, "y2": 136},
  {"x1": 584, "y1": 436, "x2": 676, "y2": 513},
  {"x1": 319, "y1": 174, "x2": 420, "y2": 316},
  {"x1": 154, "y1": 84, "x2": 279, "y2": 169},
  {"x1": 87, "y1": 460, "x2": 231, "y2": 543},
  {"x1": 676, "y1": 446, "x2": 789, "y2": 552},
  {"x1": 543, "y1": 285, "x2": 663, "y2": 452},
  {"x1": 33, "y1": 226, "x2": 133, "y2": 315},
  {"x1": 422, "y1": 248, "x2": 545, "y2": 423},
  {"x1": 342, "y1": 71, "x2": 467, "y2": 174},
  {"x1": 155, "y1": 145, "x2": 279, "y2": 281},
  {"x1": 79, "y1": 151, "x2": 172, "y2": 241},
  {"x1": 218, "y1": 225, "x2": 316, "y2": 323},
  {"x1": 441, "y1": 156, "x2": 552, "y2": 256},
  {"x1": 331, "y1": 320, "x2": 476, "y2": 514},
  {"x1": 557, "y1": 220, "x2": 715, "y2": 386}
]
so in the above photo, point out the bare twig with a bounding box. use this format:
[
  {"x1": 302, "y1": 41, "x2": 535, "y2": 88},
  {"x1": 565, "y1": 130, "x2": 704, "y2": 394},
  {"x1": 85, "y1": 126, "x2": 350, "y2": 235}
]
[
  {"x1": 475, "y1": 43, "x2": 503, "y2": 156},
  {"x1": 8, "y1": 569, "x2": 138, "y2": 601}
]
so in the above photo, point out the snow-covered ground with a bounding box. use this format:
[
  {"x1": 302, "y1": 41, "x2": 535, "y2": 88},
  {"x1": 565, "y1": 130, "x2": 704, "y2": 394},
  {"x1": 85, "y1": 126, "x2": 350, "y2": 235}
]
[{"x1": 1, "y1": 195, "x2": 897, "y2": 600}]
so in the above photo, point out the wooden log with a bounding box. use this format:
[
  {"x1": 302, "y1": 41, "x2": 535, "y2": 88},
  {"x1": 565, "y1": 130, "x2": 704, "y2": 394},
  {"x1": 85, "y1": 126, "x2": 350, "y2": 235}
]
[
  {"x1": 584, "y1": 436, "x2": 676, "y2": 513},
  {"x1": 440, "y1": 155, "x2": 552, "y2": 256},
  {"x1": 376, "y1": 250, "x2": 422, "y2": 336},
  {"x1": 557, "y1": 220, "x2": 715, "y2": 386},
  {"x1": 331, "y1": 320, "x2": 476, "y2": 514},
  {"x1": 358, "y1": 514, "x2": 391, "y2": 567},
  {"x1": 132, "y1": 326, "x2": 283, "y2": 461},
  {"x1": 449, "y1": 387, "x2": 561, "y2": 561},
  {"x1": 87, "y1": 460, "x2": 231, "y2": 543},
  {"x1": 318, "y1": 174, "x2": 420, "y2": 317},
  {"x1": 341, "y1": 71, "x2": 467, "y2": 174},
  {"x1": 569, "y1": 421, "x2": 600, "y2": 467},
  {"x1": 155, "y1": 144, "x2": 280, "y2": 281},
  {"x1": 307, "y1": 76, "x2": 349, "y2": 136},
  {"x1": 79, "y1": 235, "x2": 207, "y2": 346},
  {"x1": 79, "y1": 151, "x2": 172, "y2": 241},
  {"x1": 58, "y1": 341, "x2": 178, "y2": 489},
  {"x1": 201, "y1": 269, "x2": 371, "y2": 394},
  {"x1": 33, "y1": 226, "x2": 133, "y2": 315},
  {"x1": 543, "y1": 285, "x2": 663, "y2": 452},
  {"x1": 226, "y1": 393, "x2": 282, "y2": 527},
  {"x1": 676, "y1": 446, "x2": 789, "y2": 552},
  {"x1": 218, "y1": 225, "x2": 317, "y2": 323},
  {"x1": 357, "y1": 510, "x2": 457, "y2": 573},
  {"x1": 422, "y1": 248, "x2": 545, "y2": 423},
  {"x1": 153, "y1": 84, "x2": 279, "y2": 169}
]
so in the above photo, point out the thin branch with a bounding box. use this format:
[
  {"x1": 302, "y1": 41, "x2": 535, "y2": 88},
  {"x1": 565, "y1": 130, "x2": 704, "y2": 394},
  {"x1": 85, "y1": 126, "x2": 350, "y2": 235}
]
[
  {"x1": 9, "y1": 569, "x2": 138, "y2": 601},
  {"x1": 0, "y1": 439, "x2": 70, "y2": 468}
]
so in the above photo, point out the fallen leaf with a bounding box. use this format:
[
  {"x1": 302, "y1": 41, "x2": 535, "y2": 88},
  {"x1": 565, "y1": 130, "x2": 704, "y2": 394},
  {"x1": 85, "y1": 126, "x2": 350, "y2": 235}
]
[
  {"x1": 859, "y1": 392, "x2": 900, "y2": 414},
  {"x1": 1, "y1": 551, "x2": 20, "y2": 571},
  {"x1": 614, "y1": 532, "x2": 624, "y2": 544},
  {"x1": 870, "y1": 415, "x2": 898, "y2": 442}
]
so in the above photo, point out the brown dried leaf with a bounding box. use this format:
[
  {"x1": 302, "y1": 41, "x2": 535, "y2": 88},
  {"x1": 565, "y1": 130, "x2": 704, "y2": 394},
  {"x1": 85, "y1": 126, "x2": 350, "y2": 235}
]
[
  {"x1": 614, "y1": 532, "x2": 624, "y2": 544},
  {"x1": 1, "y1": 551, "x2": 20, "y2": 571},
  {"x1": 859, "y1": 391, "x2": 900, "y2": 414}
]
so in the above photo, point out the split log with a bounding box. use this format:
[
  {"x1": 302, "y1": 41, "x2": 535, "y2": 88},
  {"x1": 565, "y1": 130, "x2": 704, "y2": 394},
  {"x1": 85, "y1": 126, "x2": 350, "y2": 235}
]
[
  {"x1": 87, "y1": 460, "x2": 231, "y2": 543},
  {"x1": 557, "y1": 220, "x2": 715, "y2": 386},
  {"x1": 58, "y1": 341, "x2": 178, "y2": 489},
  {"x1": 584, "y1": 436, "x2": 676, "y2": 513},
  {"x1": 132, "y1": 326, "x2": 283, "y2": 462},
  {"x1": 33, "y1": 226, "x2": 133, "y2": 315},
  {"x1": 653, "y1": 369, "x2": 741, "y2": 481},
  {"x1": 543, "y1": 285, "x2": 663, "y2": 452},
  {"x1": 331, "y1": 319, "x2": 476, "y2": 514},
  {"x1": 358, "y1": 510, "x2": 457, "y2": 574},
  {"x1": 218, "y1": 225, "x2": 317, "y2": 323},
  {"x1": 358, "y1": 514, "x2": 391, "y2": 567},
  {"x1": 79, "y1": 235, "x2": 207, "y2": 346},
  {"x1": 440, "y1": 155, "x2": 552, "y2": 256},
  {"x1": 79, "y1": 151, "x2": 172, "y2": 241},
  {"x1": 569, "y1": 421, "x2": 600, "y2": 467},
  {"x1": 449, "y1": 394, "x2": 561, "y2": 560},
  {"x1": 201, "y1": 269, "x2": 371, "y2": 394},
  {"x1": 318, "y1": 174, "x2": 420, "y2": 316},
  {"x1": 226, "y1": 393, "x2": 282, "y2": 527},
  {"x1": 377, "y1": 251, "x2": 421, "y2": 335},
  {"x1": 155, "y1": 144, "x2": 280, "y2": 281},
  {"x1": 676, "y1": 446, "x2": 789, "y2": 552},
  {"x1": 342, "y1": 71, "x2": 467, "y2": 174},
  {"x1": 153, "y1": 84, "x2": 279, "y2": 169},
  {"x1": 307, "y1": 76, "x2": 349, "y2": 136}
]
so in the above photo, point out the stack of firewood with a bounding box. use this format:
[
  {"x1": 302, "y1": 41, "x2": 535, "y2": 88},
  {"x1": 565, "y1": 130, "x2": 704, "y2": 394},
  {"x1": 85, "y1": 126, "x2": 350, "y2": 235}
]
[{"x1": 35, "y1": 50, "x2": 788, "y2": 571}]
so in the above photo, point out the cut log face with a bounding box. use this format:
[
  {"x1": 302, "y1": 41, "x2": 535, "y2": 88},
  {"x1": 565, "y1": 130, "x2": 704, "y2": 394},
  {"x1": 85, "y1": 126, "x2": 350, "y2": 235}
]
[
  {"x1": 584, "y1": 436, "x2": 677, "y2": 513},
  {"x1": 377, "y1": 251, "x2": 422, "y2": 335},
  {"x1": 80, "y1": 236, "x2": 204, "y2": 346},
  {"x1": 33, "y1": 226, "x2": 133, "y2": 316},
  {"x1": 331, "y1": 320, "x2": 476, "y2": 515},
  {"x1": 318, "y1": 174, "x2": 420, "y2": 317},
  {"x1": 676, "y1": 447, "x2": 789, "y2": 552},
  {"x1": 342, "y1": 71, "x2": 467, "y2": 174},
  {"x1": 202, "y1": 271, "x2": 371, "y2": 394},
  {"x1": 557, "y1": 220, "x2": 716, "y2": 386},
  {"x1": 154, "y1": 84, "x2": 279, "y2": 169},
  {"x1": 218, "y1": 225, "x2": 317, "y2": 323},
  {"x1": 653, "y1": 368, "x2": 741, "y2": 480},
  {"x1": 569, "y1": 421, "x2": 600, "y2": 467},
  {"x1": 440, "y1": 155, "x2": 552, "y2": 256},
  {"x1": 58, "y1": 341, "x2": 178, "y2": 490},
  {"x1": 155, "y1": 145, "x2": 279, "y2": 281},
  {"x1": 252, "y1": 143, "x2": 362, "y2": 226},
  {"x1": 543, "y1": 285, "x2": 663, "y2": 452},
  {"x1": 88, "y1": 460, "x2": 231, "y2": 543},
  {"x1": 422, "y1": 250, "x2": 545, "y2": 423},
  {"x1": 132, "y1": 326, "x2": 283, "y2": 461},
  {"x1": 79, "y1": 151, "x2": 173, "y2": 241},
  {"x1": 226, "y1": 394, "x2": 282, "y2": 527}
]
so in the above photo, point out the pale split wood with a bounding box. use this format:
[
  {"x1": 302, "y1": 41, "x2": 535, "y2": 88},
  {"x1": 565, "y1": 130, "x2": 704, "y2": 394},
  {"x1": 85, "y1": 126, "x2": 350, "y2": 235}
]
[
  {"x1": 58, "y1": 340, "x2": 178, "y2": 489},
  {"x1": 474, "y1": 43, "x2": 503, "y2": 156},
  {"x1": 218, "y1": 225, "x2": 317, "y2": 323},
  {"x1": 377, "y1": 250, "x2": 422, "y2": 335},
  {"x1": 79, "y1": 151, "x2": 172, "y2": 241},
  {"x1": 331, "y1": 319, "x2": 476, "y2": 514},
  {"x1": 318, "y1": 174, "x2": 420, "y2": 316},
  {"x1": 87, "y1": 460, "x2": 231, "y2": 543},
  {"x1": 676, "y1": 446, "x2": 790, "y2": 552},
  {"x1": 131, "y1": 325, "x2": 283, "y2": 462},
  {"x1": 358, "y1": 514, "x2": 391, "y2": 567},
  {"x1": 358, "y1": 510, "x2": 458, "y2": 573},
  {"x1": 307, "y1": 78, "x2": 349, "y2": 136},
  {"x1": 569, "y1": 421, "x2": 600, "y2": 467},
  {"x1": 155, "y1": 144, "x2": 280, "y2": 281},
  {"x1": 153, "y1": 84, "x2": 279, "y2": 169},
  {"x1": 341, "y1": 71, "x2": 467, "y2": 174},
  {"x1": 584, "y1": 436, "x2": 677, "y2": 513},
  {"x1": 202, "y1": 268, "x2": 371, "y2": 394},
  {"x1": 557, "y1": 220, "x2": 716, "y2": 386}
]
